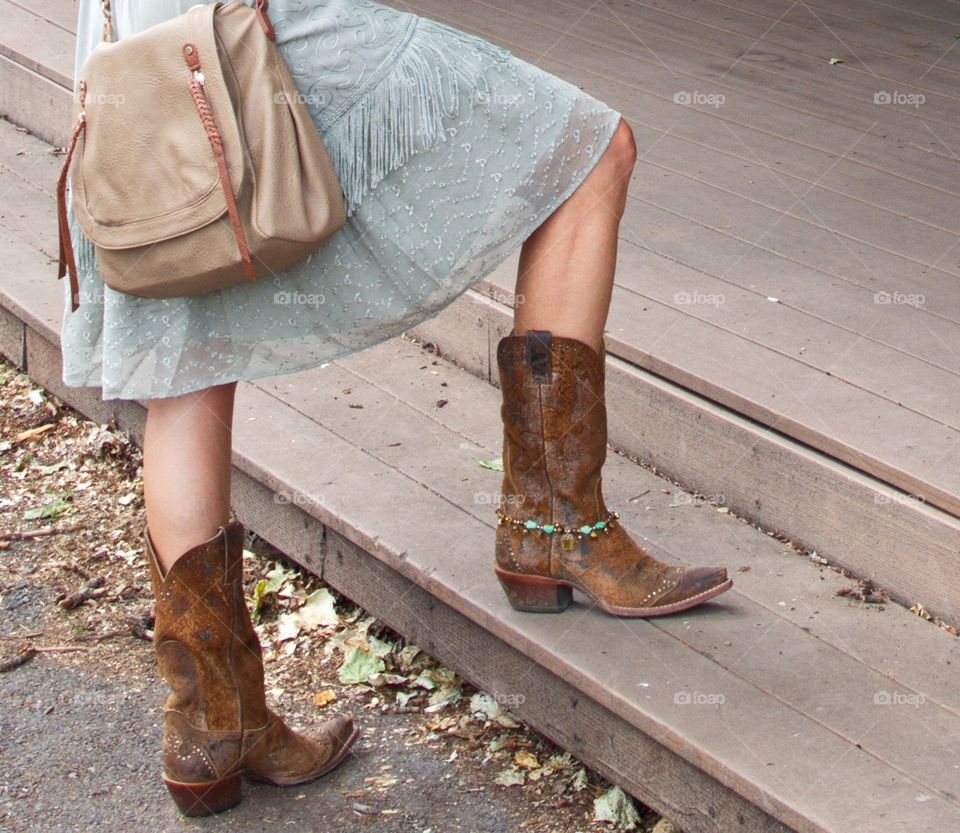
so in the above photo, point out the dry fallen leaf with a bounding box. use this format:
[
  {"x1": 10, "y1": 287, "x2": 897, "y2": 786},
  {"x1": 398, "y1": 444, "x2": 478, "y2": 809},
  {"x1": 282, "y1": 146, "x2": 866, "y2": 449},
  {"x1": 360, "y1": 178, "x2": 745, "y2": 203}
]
[
  {"x1": 514, "y1": 750, "x2": 539, "y2": 770},
  {"x1": 314, "y1": 689, "x2": 337, "y2": 708},
  {"x1": 494, "y1": 767, "x2": 525, "y2": 787},
  {"x1": 14, "y1": 424, "x2": 55, "y2": 443},
  {"x1": 593, "y1": 785, "x2": 641, "y2": 830}
]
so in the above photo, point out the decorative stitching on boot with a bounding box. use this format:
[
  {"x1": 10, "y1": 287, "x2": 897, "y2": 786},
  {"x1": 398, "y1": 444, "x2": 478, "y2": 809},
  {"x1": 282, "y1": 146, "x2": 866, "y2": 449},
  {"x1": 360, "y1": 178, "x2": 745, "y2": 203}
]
[
  {"x1": 499, "y1": 531, "x2": 523, "y2": 572},
  {"x1": 638, "y1": 576, "x2": 680, "y2": 605}
]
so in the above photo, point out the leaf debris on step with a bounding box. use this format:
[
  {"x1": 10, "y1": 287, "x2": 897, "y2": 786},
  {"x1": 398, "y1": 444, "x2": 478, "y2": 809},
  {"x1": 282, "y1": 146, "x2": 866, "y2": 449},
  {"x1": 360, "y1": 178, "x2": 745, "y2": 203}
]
[{"x1": 593, "y1": 785, "x2": 642, "y2": 830}]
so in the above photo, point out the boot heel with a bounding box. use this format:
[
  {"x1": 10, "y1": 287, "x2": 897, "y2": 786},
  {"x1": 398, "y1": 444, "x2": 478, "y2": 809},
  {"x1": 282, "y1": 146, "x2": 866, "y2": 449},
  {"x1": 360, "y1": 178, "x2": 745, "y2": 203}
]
[
  {"x1": 163, "y1": 772, "x2": 243, "y2": 817},
  {"x1": 495, "y1": 567, "x2": 573, "y2": 613}
]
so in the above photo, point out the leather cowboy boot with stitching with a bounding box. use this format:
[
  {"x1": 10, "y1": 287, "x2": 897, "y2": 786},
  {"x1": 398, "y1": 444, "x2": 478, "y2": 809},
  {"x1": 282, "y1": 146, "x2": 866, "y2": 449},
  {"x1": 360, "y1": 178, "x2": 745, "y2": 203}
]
[
  {"x1": 494, "y1": 330, "x2": 732, "y2": 616},
  {"x1": 144, "y1": 520, "x2": 360, "y2": 816}
]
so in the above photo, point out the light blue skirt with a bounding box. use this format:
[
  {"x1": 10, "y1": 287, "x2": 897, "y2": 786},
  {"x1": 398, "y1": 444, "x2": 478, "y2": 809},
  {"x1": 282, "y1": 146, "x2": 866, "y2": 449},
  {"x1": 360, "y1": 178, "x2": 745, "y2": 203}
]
[{"x1": 63, "y1": 0, "x2": 622, "y2": 400}]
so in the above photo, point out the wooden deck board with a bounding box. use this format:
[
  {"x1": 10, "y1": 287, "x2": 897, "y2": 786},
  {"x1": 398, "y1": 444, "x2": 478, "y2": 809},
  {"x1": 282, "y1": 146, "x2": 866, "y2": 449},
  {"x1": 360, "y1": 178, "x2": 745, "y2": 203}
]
[
  {"x1": 247, "y1": 356, "x2": 960, "y2": 831},
  {"x1": 618, "y1": 157, "x2": 958, "y2": 286},
  {"x1": 408, "y1": 0, "x2": 960, "y2": 196},
  {"x1": 289, "y1": 344, "x2": 960, "y2": 802},
  {"x1": 410, "y1": 5, "x2": 960, "y2": 290},
  {"x1": 560, "y1": 0, "x2": 960, "y2": 88},
  {"x1": 591, "y1": 0, "x2": 960, "y2": 95},
  {"x1": 862, "y1": 0, "x2": 960, "y2": 24},
  {"x1": 614, "y1": 191, "x2": 960, "y2": 403},
  {"x1": 536, "y1": 54, "x2": 960, "y2": 233},
  {"x1": 14, "y1": 0, "x2": 78, "y2": 32},
  {"x1": 605, "y1": 235, "x2": 960, "y2": 430},
  {"x1": 0, "y1": 0, "x2": 74, "y2": 88},
  {"x1": 560, "y1": 36, "x2": 960, "y2": 194},
  {"x1": 490, "y1": 0, "x2": 960, "y2": 118},
  {"x1": 408, "y1": 0, "x2": 960, "y2": 157},
  {"x1": 728, "y1": 0, "x2": 960, "y2": 73},
  {"x1": 619, "y1": 148, "x2": 956, "y2": 271},
  {"x1": 621, "y1": 134, "x2": 959, "y2": 270},
  {"x1": 6, "y1": 117, "x2": 960, "y2": 830}
]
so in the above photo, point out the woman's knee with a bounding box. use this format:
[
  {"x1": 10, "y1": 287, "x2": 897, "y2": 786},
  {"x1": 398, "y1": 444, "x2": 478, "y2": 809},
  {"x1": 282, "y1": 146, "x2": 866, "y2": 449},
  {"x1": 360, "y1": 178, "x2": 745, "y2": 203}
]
[
  {"x1": 602, "y1": 118, "x2": 638, "y2": 181},
  {"x1": 147, "y1": 381, "x2": 237, "y2": 419}
]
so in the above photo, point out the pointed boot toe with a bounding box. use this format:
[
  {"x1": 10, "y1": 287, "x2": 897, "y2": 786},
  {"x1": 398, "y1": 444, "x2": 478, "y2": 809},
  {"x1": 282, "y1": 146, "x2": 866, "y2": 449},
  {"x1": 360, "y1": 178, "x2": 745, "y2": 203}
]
[
  {"x1": 636, "y1": 566, "x2": 732, "y2": 616},
  {"x1": 244, "y1": 713, "x2": 360, "y2": 787}
]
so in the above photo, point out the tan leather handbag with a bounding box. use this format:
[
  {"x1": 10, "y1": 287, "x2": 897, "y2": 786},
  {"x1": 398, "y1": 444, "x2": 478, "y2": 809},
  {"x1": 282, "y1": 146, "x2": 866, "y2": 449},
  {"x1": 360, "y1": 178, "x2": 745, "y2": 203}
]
[{"x1": 56, "y1": 0, "x2": 347, "y2": 311}]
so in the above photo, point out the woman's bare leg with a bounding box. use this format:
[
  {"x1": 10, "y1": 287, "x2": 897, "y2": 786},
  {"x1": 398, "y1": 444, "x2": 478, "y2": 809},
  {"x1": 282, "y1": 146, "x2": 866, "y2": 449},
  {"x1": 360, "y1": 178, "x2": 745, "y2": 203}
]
[
  {"x1": 140, "y1": 122, "x2": 636, "y2": 573},
  {"x1": 513, "y1": 118, "x2": 637, "y2": 351},
  {"x1": 143, "y1": 381, "x2": 237, "y2": 573},
  {"x1": 496, "y1": 117, "x2": 732, "y2": 616}
]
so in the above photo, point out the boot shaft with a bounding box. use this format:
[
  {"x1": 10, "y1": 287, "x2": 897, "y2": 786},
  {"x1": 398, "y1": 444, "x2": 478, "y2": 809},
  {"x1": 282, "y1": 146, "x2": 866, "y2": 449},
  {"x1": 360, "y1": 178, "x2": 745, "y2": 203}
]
[
  {"x1": 144, "y1": 522, "x2": 268, "y2": 732},
  {"x1": 496, "y1": 331, "x2": 609, "y2": 523},
  {"x1": 495, "y1": 331, "x2": 616, "y2": 576}
]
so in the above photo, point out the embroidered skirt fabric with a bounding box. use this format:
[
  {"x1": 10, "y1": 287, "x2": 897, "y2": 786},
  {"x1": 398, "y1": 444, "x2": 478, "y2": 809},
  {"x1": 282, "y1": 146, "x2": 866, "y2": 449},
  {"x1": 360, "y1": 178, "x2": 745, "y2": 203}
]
[{"x1": 64, "y1": 0, "x2": 622, "y2": 400}]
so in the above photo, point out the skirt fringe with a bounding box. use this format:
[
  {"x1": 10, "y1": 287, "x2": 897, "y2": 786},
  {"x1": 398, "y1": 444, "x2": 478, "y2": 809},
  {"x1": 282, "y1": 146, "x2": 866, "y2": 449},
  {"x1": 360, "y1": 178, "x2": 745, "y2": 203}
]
[
  {"x1": 324, "y1": 17, "x2": 512, "y2": 217},
  {"x1": 66, "y1": 16, "x2": 513, "y2": 265}
]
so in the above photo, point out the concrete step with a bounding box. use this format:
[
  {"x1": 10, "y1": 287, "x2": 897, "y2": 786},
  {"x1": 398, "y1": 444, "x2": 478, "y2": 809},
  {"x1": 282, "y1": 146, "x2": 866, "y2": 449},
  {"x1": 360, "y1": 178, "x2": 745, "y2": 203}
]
[{"x1": 3, "y1": 118, "x2": 960, "y2": 833}]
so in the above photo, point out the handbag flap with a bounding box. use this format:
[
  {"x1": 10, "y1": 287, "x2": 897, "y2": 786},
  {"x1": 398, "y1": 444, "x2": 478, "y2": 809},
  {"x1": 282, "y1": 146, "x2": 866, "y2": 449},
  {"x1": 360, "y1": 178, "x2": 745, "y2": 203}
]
[{"x1": 71, "y1": 3, "x2": 245, "y2": 249}]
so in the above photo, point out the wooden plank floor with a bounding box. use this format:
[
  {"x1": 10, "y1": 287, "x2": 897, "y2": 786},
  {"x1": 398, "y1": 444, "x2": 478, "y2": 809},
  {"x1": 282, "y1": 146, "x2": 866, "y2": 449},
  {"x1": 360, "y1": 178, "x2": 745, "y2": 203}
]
[
  {"x1": 4, "y1": 146, "x2": 960, "y2": 829},
  {"x1": 0, "y1": 0, "x2": 74, "y2": 86},
  {"x1": 12, "y1": 0, "x2": 960, "y2": 519},
  {"x1": 393, "y1": 0, "x2": 960, "y2": 520},
  {"x1": 4, "y1": 52, "x2": 960, "y2": 832}
]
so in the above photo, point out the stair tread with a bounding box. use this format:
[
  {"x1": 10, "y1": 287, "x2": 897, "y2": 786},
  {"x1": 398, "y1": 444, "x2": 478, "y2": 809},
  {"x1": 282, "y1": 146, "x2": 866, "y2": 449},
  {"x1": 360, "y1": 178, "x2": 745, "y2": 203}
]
[
  {"x1": 7, "y1": 0, "x2": 960, "y2": 525},
  {"x1": 237, "y1": 376, "x2": 960, "y2": 832},
  {"x1": 0, "y1": 0, "x2": 74, "y2": 87},
  {"x1": 13, "y1": 0, "x2": 77, "y2": 32},
  {"x1": 402, "y1": 0, "x2": 960, "y2": 517},
  {"x1": 5, "y1": 0, "x2": 960, "y2": 621},
  {"x1": 342, "y1": 342, "x2": 960, "y2": 709},
  {"x1": 2, "y1": 118, "x2": 960, "y2": 833}
]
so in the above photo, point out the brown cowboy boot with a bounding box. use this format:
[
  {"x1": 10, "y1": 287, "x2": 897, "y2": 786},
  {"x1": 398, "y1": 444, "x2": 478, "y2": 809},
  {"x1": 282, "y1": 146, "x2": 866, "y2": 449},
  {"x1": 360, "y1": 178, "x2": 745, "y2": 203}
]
[
  {"x1": 494, "y1": 331, "x2": 732, "y2": 616},
  {"x1": 144, "y1": 520, "x2": 359, "y2": 816}
]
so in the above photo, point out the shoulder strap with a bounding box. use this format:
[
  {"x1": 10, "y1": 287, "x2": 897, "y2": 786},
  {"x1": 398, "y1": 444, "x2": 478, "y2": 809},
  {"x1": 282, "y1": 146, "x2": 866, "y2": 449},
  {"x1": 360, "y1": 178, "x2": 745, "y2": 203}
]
[
  {"x1": 255, "y1": 1, "x2": 275, "y2": 40},
  {"x1": 100, "y1": 0, "x2": 114, "y2": 42},
  {"x1": 57, "y1": 81, "x2": 88, "y2": 312}
]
